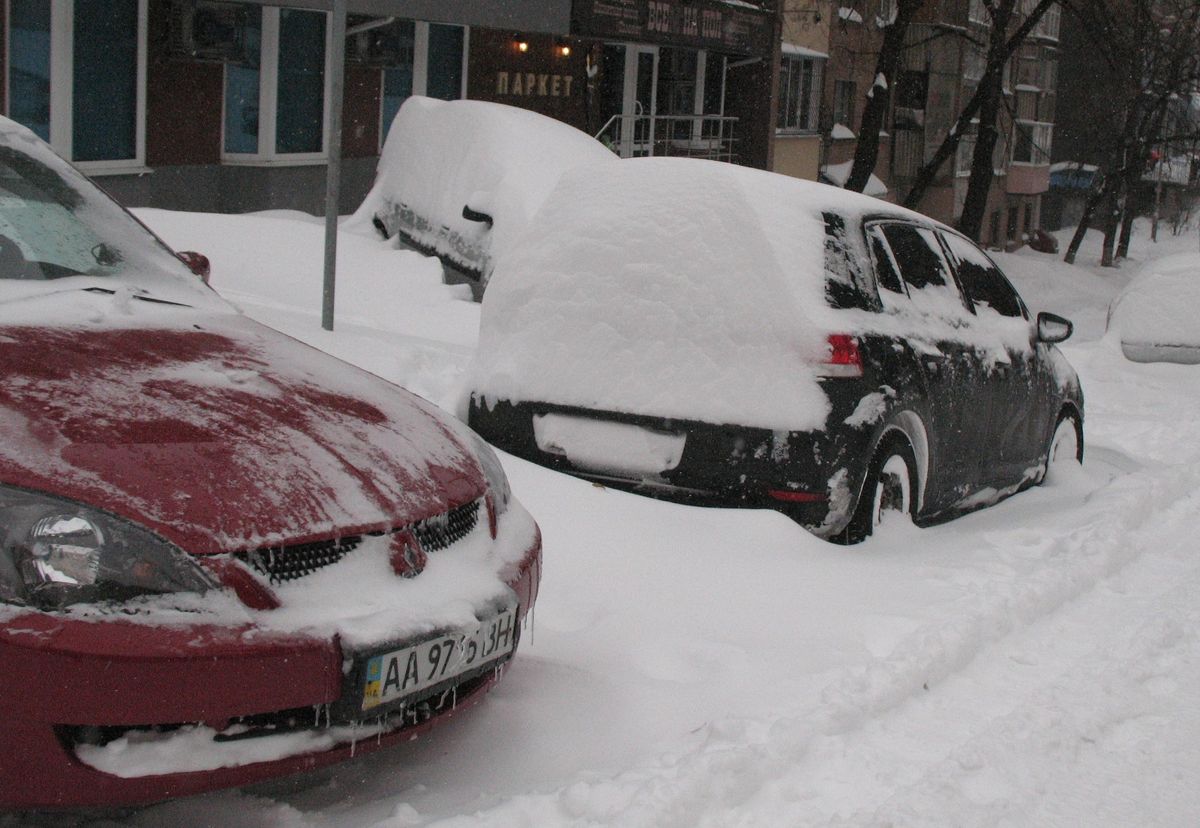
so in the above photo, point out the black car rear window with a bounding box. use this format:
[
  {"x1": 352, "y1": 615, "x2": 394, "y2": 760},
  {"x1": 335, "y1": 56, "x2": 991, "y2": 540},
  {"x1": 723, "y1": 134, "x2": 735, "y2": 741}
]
[{"x1": 822, "y1": 212, "x2": 877, "y2": 311}]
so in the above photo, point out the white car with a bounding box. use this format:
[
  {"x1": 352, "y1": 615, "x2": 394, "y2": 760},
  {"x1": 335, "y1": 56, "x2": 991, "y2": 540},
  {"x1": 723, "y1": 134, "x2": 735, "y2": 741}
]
[
  {"x1": 1107, "y1": 252, "x2": 1200, "y2": 363},
  {"x1": 354, "y1": 97, "x2": 615, "y2": 289}
]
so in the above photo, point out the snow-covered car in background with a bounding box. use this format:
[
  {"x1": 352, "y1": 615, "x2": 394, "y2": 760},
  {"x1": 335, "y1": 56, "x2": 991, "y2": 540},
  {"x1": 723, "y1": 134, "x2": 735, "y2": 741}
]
[
  {"x1": 468, "y1": 158, "x2": 1083, "y2": 542},
  {"x1": 0, "y1": 118, "x2": 541, "y2": 808},
  {"x1": 1107, "y1": 252, "x2": 1200, "y2": 363},
  {"x1": 355, "y1": 96, "x2": 616, "y2": 288}
]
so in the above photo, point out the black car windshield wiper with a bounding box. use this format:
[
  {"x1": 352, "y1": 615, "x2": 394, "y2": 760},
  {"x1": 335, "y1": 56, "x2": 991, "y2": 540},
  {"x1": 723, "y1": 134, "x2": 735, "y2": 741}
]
[{"x1": 82, "y1": 286, "x2": 193, "y2": 308}]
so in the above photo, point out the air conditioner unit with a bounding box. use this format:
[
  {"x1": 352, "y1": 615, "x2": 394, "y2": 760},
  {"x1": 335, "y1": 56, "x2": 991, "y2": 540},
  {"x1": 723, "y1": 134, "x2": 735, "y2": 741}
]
[
  {"x1": 346, "y1": 16, "x2": 414, "y2": 67},
  {"x1": 167, "y1": 0, "x2": 249, "y2": 63}
]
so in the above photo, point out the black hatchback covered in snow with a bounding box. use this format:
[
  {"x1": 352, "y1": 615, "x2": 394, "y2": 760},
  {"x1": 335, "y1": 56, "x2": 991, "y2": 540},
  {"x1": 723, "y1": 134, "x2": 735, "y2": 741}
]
[{"x1": 467, "y1": 158, "x2": 1083, "y2": 542}]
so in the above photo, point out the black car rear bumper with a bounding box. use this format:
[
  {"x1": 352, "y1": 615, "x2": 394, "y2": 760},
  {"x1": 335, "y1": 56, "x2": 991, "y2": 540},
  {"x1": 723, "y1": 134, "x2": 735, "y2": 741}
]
[{"x1": 468, "y1": 397, "x2": 876, "y2": 536}]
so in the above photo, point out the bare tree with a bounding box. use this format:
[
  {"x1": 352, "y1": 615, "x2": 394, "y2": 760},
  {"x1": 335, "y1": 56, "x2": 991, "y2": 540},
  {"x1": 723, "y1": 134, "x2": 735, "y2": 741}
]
[
  {"x1": 900, "y1": 0, "x2": 1060, "y2": 237},
  {"x1": 956, "y1": 0, "x2": 1019, "y2": 241},
  {"x1": 1061, "y1": 0, "x2": 1200, "y2": 265},
  {"x1": 845, "y1": 0, "x2": 925, "y2": 192}
]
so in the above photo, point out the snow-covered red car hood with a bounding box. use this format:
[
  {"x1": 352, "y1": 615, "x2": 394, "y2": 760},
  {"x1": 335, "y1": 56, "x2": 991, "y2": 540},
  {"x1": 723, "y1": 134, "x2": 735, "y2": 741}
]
[{"x1": 0, "y1": 305, "x2": 483, "y2": 555}]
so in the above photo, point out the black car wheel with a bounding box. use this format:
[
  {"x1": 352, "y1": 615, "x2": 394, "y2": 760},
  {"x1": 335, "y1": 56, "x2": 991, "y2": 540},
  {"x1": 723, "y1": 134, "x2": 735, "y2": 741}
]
[
  {"x1": 1044, "y1": 412, "x2": 1083, "y2": 483},
  {"x1": 842, "y1": 438, "x2": 917, "y2": 544}
]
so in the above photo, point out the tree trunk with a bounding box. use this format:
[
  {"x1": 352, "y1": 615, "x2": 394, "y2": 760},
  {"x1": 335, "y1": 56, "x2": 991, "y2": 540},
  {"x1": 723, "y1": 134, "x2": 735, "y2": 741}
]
[
  {"x1": 1100, "y1": 187, "x2": 1120, "y2": 267},
  {"x1": 845, "y1": 0, "x2": 923, "y2": 193},
  {"x1": 1117, "y1": 194, "x2": 1136, "y2": 259},
  {"x1": 958, "y1": 104, "x2": 1001, "y2": 242},
  {"x1": 955, "y1": 0, "x2": 1015, "y2": 241},
  {"x1": 902, "y1": 92, "x2": 982, "y2": 210},
  {"x1": 1117, "y1": 103, "x2": 1171, "y2": 258},
  {"x1": 902, "y1": 0, "x2": 1058, "y2": 210},
  {"x1": 1064, "y1": 183, "x2": 1108, "y2": 265}
]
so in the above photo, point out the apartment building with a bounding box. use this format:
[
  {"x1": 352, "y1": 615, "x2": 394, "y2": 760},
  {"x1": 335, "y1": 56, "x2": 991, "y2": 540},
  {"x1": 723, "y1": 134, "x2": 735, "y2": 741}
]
[
  {"x1": 822, "y1": 0, "x2": 1061, "y2": 245},
  {"x1": 773, "y1": 0, "x2": 829, "y2": 180}
]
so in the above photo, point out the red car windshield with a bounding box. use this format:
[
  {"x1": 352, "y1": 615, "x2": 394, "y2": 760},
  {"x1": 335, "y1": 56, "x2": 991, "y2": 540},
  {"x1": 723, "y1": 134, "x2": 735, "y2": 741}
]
[
  {"x1": 0, "y1": 146, "x2": 147, "y2": 281},
  {"x1": 0, "y1": 129, "x2": 227, "y2": 312}
]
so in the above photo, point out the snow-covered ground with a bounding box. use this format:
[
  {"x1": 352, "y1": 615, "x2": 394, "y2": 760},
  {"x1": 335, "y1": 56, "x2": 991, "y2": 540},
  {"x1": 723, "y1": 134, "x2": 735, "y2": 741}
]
[{"x1": 19, "y1": 215, "x2": 1200, "y2": 826}]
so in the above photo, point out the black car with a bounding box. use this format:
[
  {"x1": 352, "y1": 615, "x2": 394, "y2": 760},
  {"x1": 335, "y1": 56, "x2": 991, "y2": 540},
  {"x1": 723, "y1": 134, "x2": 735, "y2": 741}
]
[{"x1": 468, "y1": 158, "x2": 1083, "y2": 542}]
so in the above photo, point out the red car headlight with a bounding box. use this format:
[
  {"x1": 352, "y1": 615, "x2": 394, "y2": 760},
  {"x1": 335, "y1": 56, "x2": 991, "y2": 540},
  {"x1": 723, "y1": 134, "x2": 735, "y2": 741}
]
[{"x1": 0, "y1": 485, "x2": 213, "y2": 610}]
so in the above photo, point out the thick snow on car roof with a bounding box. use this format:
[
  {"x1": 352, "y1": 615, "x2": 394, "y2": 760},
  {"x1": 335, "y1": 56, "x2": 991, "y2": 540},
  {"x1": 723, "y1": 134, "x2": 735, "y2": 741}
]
[
  {"x1": 471, "y1": 157, "x2": 926, "y2": 431},
  {"x1": 352, "y1": 97, "x2": 615, "y2": 273}
]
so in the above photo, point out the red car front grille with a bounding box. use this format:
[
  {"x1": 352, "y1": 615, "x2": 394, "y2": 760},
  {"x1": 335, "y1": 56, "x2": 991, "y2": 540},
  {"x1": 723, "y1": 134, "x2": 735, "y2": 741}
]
[
  {"x1": 237, "y1": 536, "x2": 362, "y2": 584},
  {"x1": 412, "y1": 499, "x2": 480, "y2": 552},
  {"x1": 236, "y1": 499, "x2": 481, "y2": 584}
]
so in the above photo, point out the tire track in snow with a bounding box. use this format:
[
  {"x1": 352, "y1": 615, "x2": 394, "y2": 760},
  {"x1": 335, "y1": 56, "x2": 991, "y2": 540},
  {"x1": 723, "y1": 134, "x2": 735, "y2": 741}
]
[
  {"x1": 842, "y1": 489, "x2": 1200, "y2": 826},
  {"x1": 423, "y1": 456, "x2": 1200, "y2": 827}
]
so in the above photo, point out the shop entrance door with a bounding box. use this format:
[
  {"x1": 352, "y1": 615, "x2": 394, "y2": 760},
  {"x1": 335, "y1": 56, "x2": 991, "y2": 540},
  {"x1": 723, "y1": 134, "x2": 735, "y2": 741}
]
[
  {"x1": 623, "y1": 46, "x2": 658, "y2": 156},
  {"x1": 597, "y1": 44, "x2": 658, "y2": 157}
]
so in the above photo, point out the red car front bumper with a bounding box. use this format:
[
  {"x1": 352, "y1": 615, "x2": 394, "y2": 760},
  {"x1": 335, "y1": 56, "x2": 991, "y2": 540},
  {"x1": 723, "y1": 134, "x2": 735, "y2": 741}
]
[{"x1": 0, "y1": 540, "x2": 540, "y2": 810}]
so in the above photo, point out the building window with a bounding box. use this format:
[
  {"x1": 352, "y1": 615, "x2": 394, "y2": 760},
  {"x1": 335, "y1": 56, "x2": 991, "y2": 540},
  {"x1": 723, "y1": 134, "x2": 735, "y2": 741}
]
[
  {"x1": 878, "y1": 0, "x2": 897, "y2": 23},
  {"x1": 964, "y1": 43, "x2": 985, "y2": 88},
  {"x1": 425, "y1": 24, "x2": 464, "y2": 100},
  {"x1": 777, "y1": 53, "x2": 823, "y2": 132},
  {"x1": 5, "y1": 0, "x2": 147, "y2": 170},
  {"x1": 223, "y1": 6, "x2": 331, "y2": 162},
  {"x1": 1040, "y1": 52, "x2": 1058, "y2": 92},
  {"x1": 1012, "y1": 120, "x2": 1052, "y2": 165},
  {"x1": 832, "y1": 79, "x2": 856, "y2": 131},
  {"x1": 1034, "y1": 3, "x2": 1061, "y2": 40},
  {"x1": 376, "y1": 21, "x2": 466, "y2": 146},
  {"x1": 658, "y1": 47, "x2": 699, "y2": 117},
  {"x1": 703, "y1": 53, "x2": 727, "y2": 117},
  {"x1": 956, "y1": 133, "x2": 977, "y2": 176},
  {"x1": 1016, "y1": 42, "x2": 1040, "y2": 88},
  {"x1": 6, "y1": 0, "x2": 50, "y2": 142},
  {"x1": 276, "y1": 9, "x2": 326, "y2": 154}
]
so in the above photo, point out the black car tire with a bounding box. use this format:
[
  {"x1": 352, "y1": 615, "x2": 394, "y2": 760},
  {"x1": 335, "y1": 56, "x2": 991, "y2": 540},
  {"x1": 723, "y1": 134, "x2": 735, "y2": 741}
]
[
  {"x1": 841, "y1": 437, "x2": 918, "y2": 544},
  {"x1": 1044, "y1": 412, "x2": 1083, "y2": 483}
]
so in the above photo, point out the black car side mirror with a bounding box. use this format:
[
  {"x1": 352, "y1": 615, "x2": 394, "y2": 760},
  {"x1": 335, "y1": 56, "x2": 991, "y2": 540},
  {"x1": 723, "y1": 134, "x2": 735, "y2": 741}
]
[
  {"x1": 1037, "y1": 311, "x2": 1073, "y2": 344},
  {"x1": 462, "y1": 205, "x2": 494, "y2": 227}
]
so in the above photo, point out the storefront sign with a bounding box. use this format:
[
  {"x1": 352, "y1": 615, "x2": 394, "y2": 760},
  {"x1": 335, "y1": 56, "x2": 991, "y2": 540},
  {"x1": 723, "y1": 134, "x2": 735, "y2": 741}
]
[
  {"x1": 496, "y1": 72, "x2": 576, "y2": 97},
  {"x1": 572, "y1": 0, "x2": 773, "y2": 55}
]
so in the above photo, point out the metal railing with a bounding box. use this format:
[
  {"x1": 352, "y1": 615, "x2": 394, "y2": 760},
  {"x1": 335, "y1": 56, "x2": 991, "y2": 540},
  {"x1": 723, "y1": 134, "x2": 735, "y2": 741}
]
[{"x1": 595, "y1": 114, "x2": 740, "y2": 163}]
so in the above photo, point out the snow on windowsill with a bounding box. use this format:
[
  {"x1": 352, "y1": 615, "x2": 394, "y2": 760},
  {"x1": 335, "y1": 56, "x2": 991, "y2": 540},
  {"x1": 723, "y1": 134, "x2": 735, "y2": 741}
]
[
  {"x1": 838, "y1": 6, "x2": 864, "y2": 22},
  {"x1": 75, "y1": 163, "x2": 154, "y2": 177},
  {"x1": 830, "y1": 123, "x2": 857, "y2": 140},
  {"x1": 781, "y1": 42, "x2": 829, "y2": 59},
  {"x1": 820, "y1": 161, "x2": 889, "y2": 197},
  {"x1": 221, "y1": 155, "x2": 331, "y2": 169}
]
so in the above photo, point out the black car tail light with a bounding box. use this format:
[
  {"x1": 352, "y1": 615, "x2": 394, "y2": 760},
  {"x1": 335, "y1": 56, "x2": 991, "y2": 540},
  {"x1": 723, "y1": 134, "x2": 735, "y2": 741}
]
[{"x1": 818, "y1": 334, "x2": 864, "y2": 379}]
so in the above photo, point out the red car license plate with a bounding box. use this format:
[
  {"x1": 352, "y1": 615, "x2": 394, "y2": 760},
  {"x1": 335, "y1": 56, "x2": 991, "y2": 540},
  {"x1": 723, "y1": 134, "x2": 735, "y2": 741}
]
[{"x1": 361, "y1": 604, "x2": 518, "y2": 712}]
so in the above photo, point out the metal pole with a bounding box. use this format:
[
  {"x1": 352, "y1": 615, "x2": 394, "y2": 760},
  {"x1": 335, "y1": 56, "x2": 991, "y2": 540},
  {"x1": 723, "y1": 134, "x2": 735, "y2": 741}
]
[
  {"x1": 322, "y1": 0, "x2": 346, "y2": 331},
  {"x1": 1152, "y1": 149, "x2": 1163, "y2": 243}
]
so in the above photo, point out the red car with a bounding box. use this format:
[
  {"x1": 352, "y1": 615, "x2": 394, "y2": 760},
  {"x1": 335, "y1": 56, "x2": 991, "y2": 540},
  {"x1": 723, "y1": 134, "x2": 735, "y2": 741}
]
[{"x1": 0, "y1": 119, "x2": 541, "y2": 809}]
